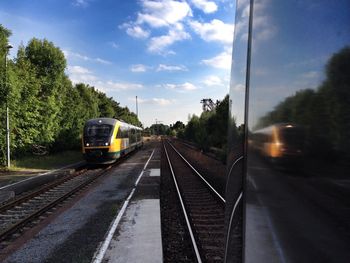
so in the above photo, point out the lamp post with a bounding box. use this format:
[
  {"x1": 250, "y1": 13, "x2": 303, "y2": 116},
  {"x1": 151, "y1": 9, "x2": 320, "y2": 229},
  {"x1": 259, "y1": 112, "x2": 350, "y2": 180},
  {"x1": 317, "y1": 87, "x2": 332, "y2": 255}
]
[{"x1": 5, "y1": 44, "x2": 12, "y2": 168}]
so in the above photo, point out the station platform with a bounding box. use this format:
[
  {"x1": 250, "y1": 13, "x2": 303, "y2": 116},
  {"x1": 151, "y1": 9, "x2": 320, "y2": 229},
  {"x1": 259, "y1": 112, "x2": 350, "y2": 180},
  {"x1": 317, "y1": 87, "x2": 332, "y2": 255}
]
[{"x1": 92, "y1": 147, "x2": 163, "y2": 263}]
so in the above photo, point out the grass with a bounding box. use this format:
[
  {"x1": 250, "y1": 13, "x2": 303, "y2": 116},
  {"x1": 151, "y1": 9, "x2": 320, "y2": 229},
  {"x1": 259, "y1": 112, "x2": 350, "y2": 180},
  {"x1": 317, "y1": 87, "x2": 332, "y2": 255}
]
[{"x1": 11, "y1": 150, "x2": 83, "y2": 171}]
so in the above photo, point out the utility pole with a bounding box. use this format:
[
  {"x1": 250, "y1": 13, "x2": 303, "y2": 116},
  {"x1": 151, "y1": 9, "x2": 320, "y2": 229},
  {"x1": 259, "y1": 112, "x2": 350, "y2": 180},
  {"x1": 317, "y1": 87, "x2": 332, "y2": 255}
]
[
  {"x1": 136, "y1": 96, "x2": 138, "y2": 119},
  {"x1": 155, "y1": 119, "x2": 163, "y2": 135},
  {"x1": 154, "y1": 118, "x2": 157, "y2": 135},
  {"x1": 5, "y1": 44, "x2": 12, "y2": 168}
]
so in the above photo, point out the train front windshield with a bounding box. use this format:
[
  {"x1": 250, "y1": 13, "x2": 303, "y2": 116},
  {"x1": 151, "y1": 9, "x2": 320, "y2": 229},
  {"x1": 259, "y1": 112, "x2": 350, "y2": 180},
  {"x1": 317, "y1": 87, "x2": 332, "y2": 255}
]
[
  {"x1": 280, "y1": 127, "x2": 304, "y2": 148},
  {"x1": 84, "y1": 124, "x2": 113, "y2": 139}
]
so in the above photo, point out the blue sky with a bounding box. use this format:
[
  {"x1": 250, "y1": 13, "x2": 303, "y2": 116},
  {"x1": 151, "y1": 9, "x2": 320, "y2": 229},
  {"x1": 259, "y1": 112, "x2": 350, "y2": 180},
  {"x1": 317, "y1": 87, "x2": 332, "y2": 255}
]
[{"x1": 1, "y1": 0, "x2": 236, "y2": 127}]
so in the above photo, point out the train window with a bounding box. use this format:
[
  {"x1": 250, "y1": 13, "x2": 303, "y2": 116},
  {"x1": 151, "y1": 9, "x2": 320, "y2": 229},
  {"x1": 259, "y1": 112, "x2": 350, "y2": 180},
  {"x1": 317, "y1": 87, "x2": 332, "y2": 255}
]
[
  {"x1": 243, "y1": 0, "x2": 350, "y2": 262},
  {"x1": 279, "y1": 126, "x2": 305, "y2": 148},
  {"x1": 116, "y1": 128, "x2": 122, "y2": 139},
  {"x1": 137, "y1": 130, "x2": 141, "y2": 141},
  {"x1": 129, "y1": 128, "x2": 136, "y2": 144},
  {"x1": 84, "y1": 124, "x2": 113, "y2": 138},
  {"x1": 119, "y1": 126, "x2": 129, "y2": 138}
]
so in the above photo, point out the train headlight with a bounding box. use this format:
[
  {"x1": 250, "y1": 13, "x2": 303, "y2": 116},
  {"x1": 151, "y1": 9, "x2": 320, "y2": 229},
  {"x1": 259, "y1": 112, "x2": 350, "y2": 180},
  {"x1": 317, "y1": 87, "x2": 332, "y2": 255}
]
[
  {"x1": 86, "y1": 143, "x2": 90, "y2": 147},
  {"x1": 105, "y1": 142, "x2": 109, "y2": 146}
]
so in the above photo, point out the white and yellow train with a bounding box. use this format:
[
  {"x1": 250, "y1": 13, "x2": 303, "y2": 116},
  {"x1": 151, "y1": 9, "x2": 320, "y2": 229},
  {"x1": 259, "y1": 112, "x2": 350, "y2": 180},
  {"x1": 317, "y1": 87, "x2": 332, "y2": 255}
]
[
  {"x1": 82, "y1": 118, "x2": 143, "y2": 164},
  {"x1": 250, "y1": 123, "x2": 304, "y2": 160}
]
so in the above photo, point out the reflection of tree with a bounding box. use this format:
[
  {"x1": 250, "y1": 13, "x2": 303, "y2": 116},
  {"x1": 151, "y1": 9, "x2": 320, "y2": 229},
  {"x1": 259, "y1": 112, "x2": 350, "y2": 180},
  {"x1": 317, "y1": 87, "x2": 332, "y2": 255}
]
[{"x1": 256, "y1": 47, "x2": 350, "y2": 159}]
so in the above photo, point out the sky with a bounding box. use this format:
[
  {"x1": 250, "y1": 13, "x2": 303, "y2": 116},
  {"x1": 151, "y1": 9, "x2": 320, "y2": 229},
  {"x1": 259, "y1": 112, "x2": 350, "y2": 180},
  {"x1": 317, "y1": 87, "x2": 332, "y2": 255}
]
[{"x1": 0, "y1": 0, "x2": 236, "y2": 127}]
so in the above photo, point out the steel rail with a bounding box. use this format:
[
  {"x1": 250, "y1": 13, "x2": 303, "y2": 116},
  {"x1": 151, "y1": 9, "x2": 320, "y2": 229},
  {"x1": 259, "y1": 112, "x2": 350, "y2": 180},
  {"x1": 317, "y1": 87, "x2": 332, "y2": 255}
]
[
  {"x1": 224, "y1": 191, "x2": 242, "y2": 263},
  {"x1": 163, "y1": 143, "x2": 203, "y2": 263},
  {"x1": 0, "y1": 166, "x2": 111, "y2": 242},
  {"x1": 0, "y1": 170, "x2": 85, "y2": 213},
  {"x1": 0, "y1": 146, "x2": 141, "y2": 243},
  {"x1": 166, "y1": 139, "x2": 226, "y2": 204}
]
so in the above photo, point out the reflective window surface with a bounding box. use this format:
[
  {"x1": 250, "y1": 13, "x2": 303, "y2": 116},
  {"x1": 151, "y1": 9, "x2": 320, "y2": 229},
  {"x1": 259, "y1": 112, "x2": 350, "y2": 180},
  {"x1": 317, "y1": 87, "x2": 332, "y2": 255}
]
[
  {"x1": 226, "y1": 0, "x2": 350, "y2": 262},
  {"x1": 225, "y1": 0, "x2": 250, "y2": 261},
  {"x1": 245, "y1": 0, "x2": 350, "y2": 262}
]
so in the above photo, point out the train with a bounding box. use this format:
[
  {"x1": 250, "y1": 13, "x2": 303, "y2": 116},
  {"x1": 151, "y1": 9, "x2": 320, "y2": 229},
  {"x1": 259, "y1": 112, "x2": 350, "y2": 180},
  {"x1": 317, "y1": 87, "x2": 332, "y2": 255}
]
[
  {"x1": 249, "y1": 123, "x2": 305, "y2": 161},
  {"x1": 82, "y1": 118, "x2": 143, "y2": 164}
]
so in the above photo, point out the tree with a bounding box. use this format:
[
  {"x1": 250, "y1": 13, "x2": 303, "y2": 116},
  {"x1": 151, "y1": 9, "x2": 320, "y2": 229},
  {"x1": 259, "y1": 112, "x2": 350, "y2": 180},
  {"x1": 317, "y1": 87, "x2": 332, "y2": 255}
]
[
  {"x1": 181, "y1": 95, "x2": 229, "y2": 152},
  {"x1": 0, "y1": 25, "x2": 144, "y2": 166},
  {"x1": 23, "y1": 38, "x2": 67, "y2": 145},
  {"x1": 171, "y1": 121, "x2": 185, "y2": 131},
  {"x1": 0, "y1": 24, "x2": 11, "y2": 100}
]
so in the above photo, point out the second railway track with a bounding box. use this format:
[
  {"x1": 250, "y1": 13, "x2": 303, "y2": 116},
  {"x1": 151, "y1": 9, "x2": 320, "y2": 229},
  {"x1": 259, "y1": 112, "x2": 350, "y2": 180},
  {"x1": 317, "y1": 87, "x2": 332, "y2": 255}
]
[
  {"x1": 163, "y1": 139, "x2": 225, "y2": 263},
  {"x1": 0, "y1": 164, "x2": 114, "y2": 248}
]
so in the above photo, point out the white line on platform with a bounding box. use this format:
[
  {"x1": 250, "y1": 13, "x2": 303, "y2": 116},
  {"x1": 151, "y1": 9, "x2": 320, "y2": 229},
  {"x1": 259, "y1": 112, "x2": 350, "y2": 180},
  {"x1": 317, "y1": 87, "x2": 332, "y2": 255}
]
[
  {"x1": 149, "y1": 169, "x2": 160, "y2": 177},
  {"x1": 91, "y1": 149, "x2": 155, "y2": 263}
]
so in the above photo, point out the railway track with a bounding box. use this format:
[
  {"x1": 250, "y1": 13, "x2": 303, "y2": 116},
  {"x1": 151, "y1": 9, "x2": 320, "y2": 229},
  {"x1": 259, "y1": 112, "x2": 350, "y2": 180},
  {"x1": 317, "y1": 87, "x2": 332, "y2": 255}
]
[
  {"x1": 0, "y1": 165, "x2": 113, "y2": 247},
  {"x1": 163, "y1": 139, "x2": 225, "y2": 263}
]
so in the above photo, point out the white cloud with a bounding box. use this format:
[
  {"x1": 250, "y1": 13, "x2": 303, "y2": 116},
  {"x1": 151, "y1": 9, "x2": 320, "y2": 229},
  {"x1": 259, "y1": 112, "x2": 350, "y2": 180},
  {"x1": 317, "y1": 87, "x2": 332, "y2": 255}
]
[
  {"x1": 72, "y1": 0, "x2": 90, "y2": 7},
  {"x1": 301, "y1": 71, "x2": 319, "y2": 79},
  {"x1": 203, "y1": 75, "x2": 223, "y2": 86},
  {"x1": 95, "y1": 58, "x2": 112, "y2": 65},
  {"x1": 66, "y1": 65, "x2": 143, "y2": 92},
  {"x1": 293, "y1": 70, "x2": 321, "y2": 89},
  {"x1": 137, "y1": 97, "x2": 174, "y2": 106},
  {"x1": 130, "y1": 64, "x2": 149, "y2": 72},
  {"x1": 190, "y1": 0, "x2": 218, "y2": 14},
  {"x1": 121, "y1": 24, "x2": 150, "y2": 39},
  {"x1": 201, "y1": 50, "x2": 232, "y2": 69},
  {"x1": 253, "y1": 15, "x2": 276, "y2": 41},
  {"x1": 190, "y1": 19, "x2": 234, "y2": 45},
  {"x1": 164, "y1": 82, "x2": 198, "y2": 92},
  {"x1": 71, "y1": 74, "x2": 98, "y2": 83},
  {"x1": 67, "y1": 65, "x2": 92, "y2": 75},
  {"x1": 103, "y1": 81, "x2": 143, "y2": 91},
  {"x1": 66, "y1": 65, "x2": 97, "y2": 84},
  {"x1": 130, "y1": 63, "x2": 187, "y2": 72},
  {"x1": 148, "y1": 25, "x2": 190, "y2": 54},
  {"x1": 119, "y1": 1, "x2": 194, "y2": 54},
  {"x1": 233, "y1": 83, "x2": 245, "y2": 92},
  {"x1": 137, "y1": 0, "x2": 192, "y2": 28},
  {"x1": 251, "y1": 0, "x2": 276, "y2": 42},
  {"x1": 63, "y1": 50, "x2": 112, "y2": 65},
  {"x1": 109, "y1": 42, "x2": 119, "y2": 49},
  {"x1": 63, "y1": 50, "x2": 88, "y2": 61},
  {"x1": 156, "y1": 64, "x2": 187, "y2": 72},
  {"x1": 233, "y1": 1, "x2": 250, "y2": 42}
]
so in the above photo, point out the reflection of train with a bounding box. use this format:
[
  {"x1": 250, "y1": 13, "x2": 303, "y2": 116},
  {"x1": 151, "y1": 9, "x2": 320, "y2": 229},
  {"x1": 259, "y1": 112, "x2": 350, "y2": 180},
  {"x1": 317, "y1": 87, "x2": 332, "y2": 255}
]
[
  {"x1": 82, "y1": 118, "x2": 143, "y2": 164},
  {"x1": 250, "y1": 123, "x2": 304, "y2": 160}
]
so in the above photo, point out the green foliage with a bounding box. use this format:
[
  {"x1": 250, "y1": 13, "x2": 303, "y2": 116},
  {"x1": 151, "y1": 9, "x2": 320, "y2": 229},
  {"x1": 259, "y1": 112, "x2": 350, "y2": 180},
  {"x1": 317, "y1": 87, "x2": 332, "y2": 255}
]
[
  {"x1": 181, "y1": 95, "x2": 229, "y2": 152},
  {"x1": 148, "y1": 123, "x2": 170, "y2": 135},
  {"x1": 117, "y1": 106, "x2": 142, "y2": 127},
  {"x1": 0, "y1": 25, "x2": 142, "y2": 166},
  {"x1": 0, "y1": 25, "x2": 11, "y2": 90}
]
